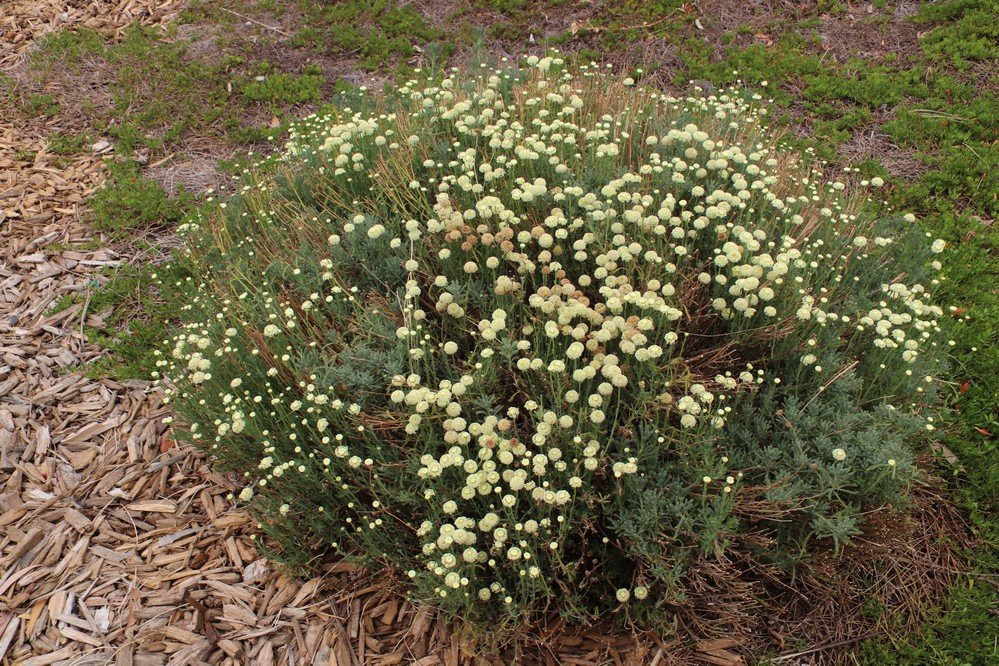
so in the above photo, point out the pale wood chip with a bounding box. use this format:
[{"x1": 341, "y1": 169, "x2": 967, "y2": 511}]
[
  {"x1": 59, "y1": 625, "x2": 103, "y2": 647},
  {"x1": 126, "y1": 499, "x2": 177, "y2": 513}
]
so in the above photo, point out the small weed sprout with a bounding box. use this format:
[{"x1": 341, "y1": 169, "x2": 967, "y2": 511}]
[{"x1": 160, "y1": 57, "x2": 953, "y2": 629}]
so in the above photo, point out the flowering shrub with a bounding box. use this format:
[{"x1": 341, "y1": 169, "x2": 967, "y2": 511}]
[{"x1": 159, "y1": 57, "x2": 953, "y2": 629}]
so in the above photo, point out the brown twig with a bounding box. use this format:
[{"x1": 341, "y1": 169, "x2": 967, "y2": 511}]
[{"x1": 218, "y1": 7, "x2": 291, "y2": 37}]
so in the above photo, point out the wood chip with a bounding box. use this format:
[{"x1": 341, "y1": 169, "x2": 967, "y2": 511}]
[{"x1": 126, "y1": 499, "x2": 177, "y2": 513}]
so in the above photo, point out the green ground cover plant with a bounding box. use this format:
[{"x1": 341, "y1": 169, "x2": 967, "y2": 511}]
[
  {"x1": 160, "y1": 59, "x2": 960, "y2": 640},
  {"x1": 242, "y1": 64, "x2": 325, "y2": 104},
  {"x1": 89, "y1": 161, "x2": 195, "y2": 237}
]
